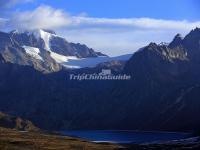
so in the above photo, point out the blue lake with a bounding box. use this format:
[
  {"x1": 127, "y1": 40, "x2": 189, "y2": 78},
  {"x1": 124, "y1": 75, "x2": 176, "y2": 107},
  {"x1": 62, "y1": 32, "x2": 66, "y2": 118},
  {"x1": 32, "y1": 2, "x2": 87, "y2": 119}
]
[{"x1": 61, "y1": 130, "x2": 190, "y2": 144}]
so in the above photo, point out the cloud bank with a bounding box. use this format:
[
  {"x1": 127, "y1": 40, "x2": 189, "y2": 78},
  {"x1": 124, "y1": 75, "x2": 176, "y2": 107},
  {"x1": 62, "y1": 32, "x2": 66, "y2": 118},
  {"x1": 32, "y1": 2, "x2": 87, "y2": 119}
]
[
  {"x1": 5, "y1": 5, "x2": 200, "y2": 31},
  {"x1": 1, "y1": 5, "x2": 200, "y2": 55}
]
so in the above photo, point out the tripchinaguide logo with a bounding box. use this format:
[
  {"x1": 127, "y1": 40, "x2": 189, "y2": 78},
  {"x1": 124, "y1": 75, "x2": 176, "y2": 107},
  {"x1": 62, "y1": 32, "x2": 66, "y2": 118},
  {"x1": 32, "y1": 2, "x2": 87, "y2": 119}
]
[{"x1": 69, "y1": 69, "x2": 131, "y2": 81}]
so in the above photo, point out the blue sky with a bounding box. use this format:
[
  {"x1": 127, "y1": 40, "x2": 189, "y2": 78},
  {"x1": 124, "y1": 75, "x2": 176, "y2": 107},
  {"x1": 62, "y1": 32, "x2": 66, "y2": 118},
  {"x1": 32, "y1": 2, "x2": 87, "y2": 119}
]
[
  {"x1": 0, "y1": 0, "x2": 200, "y2": 56},
  {"x1": 18, "y1": 0, "x2": 200, "y2": 20}
]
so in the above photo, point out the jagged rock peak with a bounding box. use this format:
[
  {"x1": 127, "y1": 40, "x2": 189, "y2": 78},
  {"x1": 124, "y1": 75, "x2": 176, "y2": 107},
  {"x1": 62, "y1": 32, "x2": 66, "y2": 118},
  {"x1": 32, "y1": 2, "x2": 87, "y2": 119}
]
[
  {"x1": 174, "y1": 33, "x2": 183, "y2": 40},
  {"x1": 184, "y1": 27, "x2": 200, "y2": 39},
  {"x1": 192, "y1": 27, "x2": 200, "y2": 32},
  {"x1": 146, "y1": 42, "x2": 158, "y2": 49},
  {"x1": 169, "y1": 33, "x2": 183, "y2": 48}
]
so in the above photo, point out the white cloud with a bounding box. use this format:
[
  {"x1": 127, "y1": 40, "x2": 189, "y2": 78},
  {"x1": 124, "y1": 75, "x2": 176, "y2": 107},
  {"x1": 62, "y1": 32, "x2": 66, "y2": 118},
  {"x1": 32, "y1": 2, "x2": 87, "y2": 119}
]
[
  {"x1": 9, "y1": 5, "x2": 71, "y2": 30},
  {"x1": 58, "y1": 17, "x2": 200, "y2": 56},
  {"x1": 59, "y1": 28, "x2": 183, "y2": 56},
  {"x1": 2, "y1": 5, "x2": 200, "y2": 55},
  {"x1": 72, "y1": 17, "x2": 200, "y2": 31},
  {"x1": 0, "y1": 0, "x2": 33, "y2": 8},
  {"x1": 0, "y1": 18, "x2": 8, "y2": 28}
]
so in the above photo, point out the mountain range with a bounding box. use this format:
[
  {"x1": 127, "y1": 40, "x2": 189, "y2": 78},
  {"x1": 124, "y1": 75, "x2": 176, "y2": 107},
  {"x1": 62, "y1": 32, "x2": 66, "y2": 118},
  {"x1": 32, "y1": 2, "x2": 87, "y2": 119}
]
[{"x1": 0, "y1": 28, "x2": 200, "y2": 132}]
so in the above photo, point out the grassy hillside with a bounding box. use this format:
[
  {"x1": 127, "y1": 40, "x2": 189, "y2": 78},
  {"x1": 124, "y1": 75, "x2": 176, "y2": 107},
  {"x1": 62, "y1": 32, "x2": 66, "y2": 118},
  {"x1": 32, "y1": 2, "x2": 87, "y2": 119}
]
[{"x1": 0, "y1": 127, "x2": 122, "y2": 150}]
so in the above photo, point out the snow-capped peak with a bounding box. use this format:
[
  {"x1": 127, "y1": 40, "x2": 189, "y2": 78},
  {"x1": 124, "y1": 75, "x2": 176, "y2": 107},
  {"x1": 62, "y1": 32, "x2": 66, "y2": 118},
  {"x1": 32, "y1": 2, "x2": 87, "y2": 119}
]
[
  {"x1": 35, "y1": 29, "x2": 52, "y2": 51},
  {"x1": 23, "y1": 29, "x2": 57, "y2": 51},
  {"x1": 9, "y1": 29, "x2": 132, "y2": 70}
]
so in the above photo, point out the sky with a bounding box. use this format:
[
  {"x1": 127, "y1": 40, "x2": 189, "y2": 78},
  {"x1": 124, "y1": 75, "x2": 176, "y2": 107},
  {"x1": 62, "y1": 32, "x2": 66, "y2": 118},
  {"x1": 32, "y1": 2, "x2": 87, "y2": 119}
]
[{"x1": 0, "y1": 0, "x2": 200, "y2": 56}]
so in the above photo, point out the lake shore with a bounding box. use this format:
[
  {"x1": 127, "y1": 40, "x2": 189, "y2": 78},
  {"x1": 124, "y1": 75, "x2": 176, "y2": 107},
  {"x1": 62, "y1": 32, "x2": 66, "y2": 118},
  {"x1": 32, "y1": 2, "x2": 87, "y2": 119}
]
[
  {"x1": 61, "y1": 130, "x2": 190, "y2": 144},
  {"x1": 124, "y1": 137, "x2": 200, "y2": 150}
]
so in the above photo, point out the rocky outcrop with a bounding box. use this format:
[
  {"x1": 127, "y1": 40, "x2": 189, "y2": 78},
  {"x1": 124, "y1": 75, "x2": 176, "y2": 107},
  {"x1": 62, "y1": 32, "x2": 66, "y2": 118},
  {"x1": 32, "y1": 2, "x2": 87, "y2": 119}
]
[{"x1": 0, "y1": 112, "x2": 39, "y2": 131}]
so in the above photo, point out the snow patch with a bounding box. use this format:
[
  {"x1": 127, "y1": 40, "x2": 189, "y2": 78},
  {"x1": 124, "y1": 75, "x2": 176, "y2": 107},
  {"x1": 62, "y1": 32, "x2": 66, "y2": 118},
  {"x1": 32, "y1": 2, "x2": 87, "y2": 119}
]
[
  {"x1": 60, "y1": 54, "x2": 132, "y2": 69},
  {"x1": 30, "y1": 29, "x2": 53, "y2": 51},
  {"x1": 23, "y1": 46, "x2": 43, "y2": 61},
  {"x1": 50, "y1": 51, "x2": 78, "y2": 62},
  {"x1": 38, "y1": 29, "x2": 52, "y2": 51},
  {"x1": 50, "y1": 51, "x2": 132, "y2": 69},
  {"x1": 24, "y1": 29, "x2": 56, "y2": 51}
]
